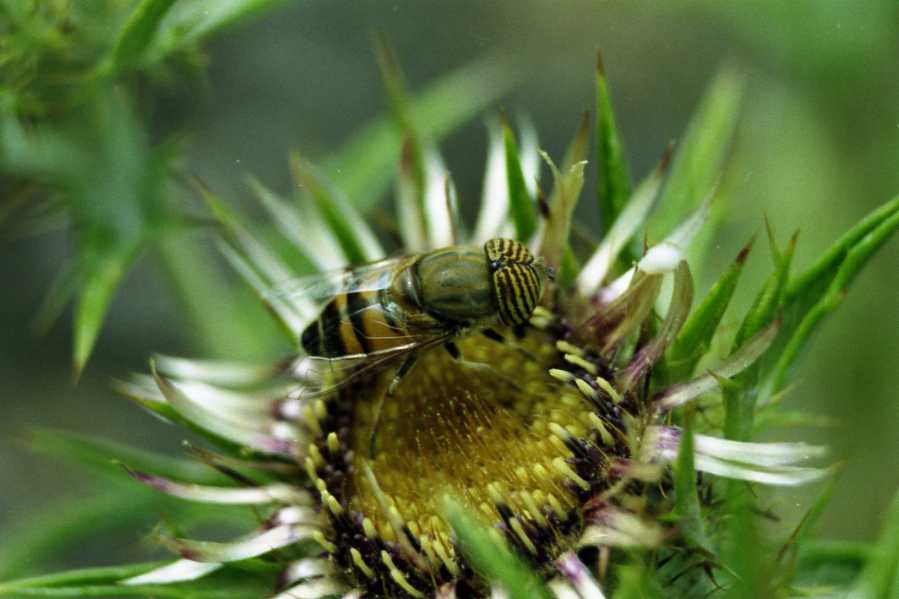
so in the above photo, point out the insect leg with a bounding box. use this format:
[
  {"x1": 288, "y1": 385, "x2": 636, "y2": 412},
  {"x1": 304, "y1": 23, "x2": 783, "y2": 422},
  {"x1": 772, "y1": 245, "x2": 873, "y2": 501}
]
[
  {"x1": 481, "y1": 328, "x2": 506, "y2": 343},
  {"x1": 480, "y1": 327, "x2": 536, "y2": 360},
  {"x1": 443, "y1": 341, "x2": 461, "y2": 360},
  {"x1": 368, "y1": 353, "x2": 419, "y2": 458}
]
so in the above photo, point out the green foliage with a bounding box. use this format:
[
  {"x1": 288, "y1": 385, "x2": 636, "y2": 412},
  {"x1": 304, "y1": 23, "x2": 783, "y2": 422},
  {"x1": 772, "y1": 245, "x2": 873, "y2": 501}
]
[
  {"x1": 611, "y1": 562, "x2": 664, "y2": 599},
  {"x1": 765, "y1": 196, "x2": 899, "y2": 399},
  {"x1": 666, "y1": 237, "x2": 752, "y2": 381},
  {"x1": 776, "y1": 478, "x2": 836, "y2": 590},
  {"x1": 289, "y1": 153, "x2": 371, "y2": 265},
  {"x1": 538, "y1": 112, "x2": 589, "y2": 282},
  {"x1": 0, "y1": 425, "x2": 259, "y2": 582},
  {"x1": 138, "y1": 0, "x2": 293, "y2": 66},
  {"x1": 445, "y1": 498, "x2": 552, "y2": 599},
  {"x1": 594, "y1": 51, "x2": 632, "y2": 235},
  {"x1": 724, "y1": 229, "x2": 796, "y2": 440},
  {"x1": 673, "y1": 412, "x2": 713, "y2": 553},
  {"x1": 719, "y1": 197, "x2": 899, "y2": 442},
  {"x1": 25, "y1": 428, "x2": 225, "y2": 484},
  {"x1": 2, "y1": 88, "x2": 171, "y2": 375},
  {"x1": 104, "y1": 0, "x2": 179, "y2": 73},
  {"x1": 502, "y1": 116, "x2": 538, "y2": 242},
  {"x1": 847, "y1": 490, "x2": 899, "y2": 599},
  {"x1": 0, "y1": 563, "x2": 276, "y2": 598}
]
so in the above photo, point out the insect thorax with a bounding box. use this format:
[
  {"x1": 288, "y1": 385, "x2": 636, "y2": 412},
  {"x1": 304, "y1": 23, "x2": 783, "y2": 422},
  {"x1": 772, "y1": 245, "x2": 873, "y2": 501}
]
[{"x1": 412, "y1": 247, "x2": 495, "y2": 325}]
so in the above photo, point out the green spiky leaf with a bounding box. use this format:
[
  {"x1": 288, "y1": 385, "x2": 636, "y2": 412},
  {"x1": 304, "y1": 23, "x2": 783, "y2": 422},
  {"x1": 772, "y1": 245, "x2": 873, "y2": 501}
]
[
  {"x1": 445, "y1": 498, "x2": 552, "y2": 599},
  {"x1": 595, "y1": 51, "x2": 632, "y2": 234},
  {"x1": 777, "y1": 477, "x2": 836, "y2": 586},
  {"x1": 143, "y1": 0, "x2": 293, "y2": 64},
  {"x1": 3, "y1": 89, "x2": 172, "y2": 374},
  {"x1": 502, "y1": 117, "x2": 538, "y2": 242},
  {"x1": 666, "y1": 237, "x2": 753, "y2": 381},
  {"x1": 673, "y1": 412, "x2": 714, "y2": 554},
  {"x1": 763, "y1": 196, "x2": 899, "y2": 398},
  {"x1": 105, "y1": 0, "x2": 178, "y2": 73},
  {"x1": 0, "y1": 563, "x2": 166, "y2": 595},
  {"x1": 73, "y1": 247, "x2": 137, "y2": 378},
  {"x1": 725, "y1": 228, "x2": 795, "y2": 441},
  {"x1": 538, "y1": 113, "x2": 589, "y2": 274},
  {"x1": 0, "y1": 563, "x2": 277, "y2": 598},
  {"x1": 289, "y1": 153, "x2": 378, "y2": 265},
  {"x1": 734, "y1": 228, "x2": 796, "y2": 349},
  {"x1": 724, "y1": 230, "x2": 797, "y2": 448},
  {"x1": 785, "y1": 196, "x2": 898, "y2": 318},
  {"x1": 540, "y1": 113, "x2": 590, "y2": 283},
  {"x1": 26, "y1": 428, "x2": 224, "y2": 484},
  {"x1": 846, "y1": 490, "x2": 899, "y2": 599}
]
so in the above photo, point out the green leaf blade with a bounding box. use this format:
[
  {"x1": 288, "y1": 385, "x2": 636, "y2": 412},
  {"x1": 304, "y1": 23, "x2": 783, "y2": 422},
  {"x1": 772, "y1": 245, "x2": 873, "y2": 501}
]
[
  {"x1": 785, "y1": 195, "x2": 899, "y2": 312},
  {"x1": 502, "y1": 118, "x2": 538, "y2": 242},
  {"x1": 147, "y1": 0, "x2": 292, "y2": 63},
  {"x1": 73, "y1": 248, "x2": 138, "y2": 379},
  {"x1": 595, "y1": 51, "x2": 632, "y2": 234},
  {"x1": 0, "y1": 563, "x2": 276, "y2": 598},
  {"x1": 673, "y1": 413, "x2": 714, "y2": 554},
  {"x1": 106, "y1": 0, "x2": 178, "y2": 73},
  {"x1": 26, "y1": 428, "x2": 225, "y2": 484},
  {"x1": 289, "y1": 154, "x2": 373, "y2": 265},
  {"x1": 444, "y1": 498, "x2": 551, "y2": 599},
  {"x1": 666, "y1": 236, "x2": 753, "y2": 380},
  {"x1": 0, "y1": 563, "x2": 165, "y2": 593},
  {"x1": 766, "y1": 203, "x2": 899, "y2": 396},
  {"x1": 725, "y1": 231, "x2": 795, "y2": 441},
  {"x1": 735, "y1": 229, "x2": 796, "y2": 349},
  {"x1": 847, "y1": 489, "x2": 899, "y2": 599},
  {"x1": 538, "y1": 113, "x2": 589, "y2": 275}
]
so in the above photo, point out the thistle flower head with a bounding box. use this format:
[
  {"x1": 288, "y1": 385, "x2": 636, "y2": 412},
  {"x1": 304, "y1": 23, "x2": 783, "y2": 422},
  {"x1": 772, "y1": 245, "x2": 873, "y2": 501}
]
[{"x1": 98, "y1": 57, "x2": 878, "y2": 599}]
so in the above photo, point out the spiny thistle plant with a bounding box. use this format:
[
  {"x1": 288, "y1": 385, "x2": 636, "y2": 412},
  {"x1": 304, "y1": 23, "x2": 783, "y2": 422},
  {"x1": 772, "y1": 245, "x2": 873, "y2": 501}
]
[{"x1": 2, "y1": 3, "x2": 899, "y2": 599}]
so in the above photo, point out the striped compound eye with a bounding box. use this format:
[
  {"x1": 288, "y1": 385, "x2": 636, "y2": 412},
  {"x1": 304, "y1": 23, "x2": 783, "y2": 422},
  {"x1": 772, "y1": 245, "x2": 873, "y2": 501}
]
[{"x1": 484, "y1": 238, "x2": 547, "y2": 326}]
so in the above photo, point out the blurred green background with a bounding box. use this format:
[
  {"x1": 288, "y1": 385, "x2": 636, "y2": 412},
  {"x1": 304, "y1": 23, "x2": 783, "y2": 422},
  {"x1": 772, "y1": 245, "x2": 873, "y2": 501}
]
[{"x1": 1, "y1": 0, "x2": 897, "y2": 575}]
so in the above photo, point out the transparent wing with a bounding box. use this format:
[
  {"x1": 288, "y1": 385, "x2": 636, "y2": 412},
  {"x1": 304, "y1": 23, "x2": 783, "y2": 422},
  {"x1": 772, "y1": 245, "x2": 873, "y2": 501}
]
[
  {"x1": 281, "y1": 333, "x2": 451, "y2": 400},
  {"x1": 264, "y1": 256, "x2": 409, "y2": 307}
]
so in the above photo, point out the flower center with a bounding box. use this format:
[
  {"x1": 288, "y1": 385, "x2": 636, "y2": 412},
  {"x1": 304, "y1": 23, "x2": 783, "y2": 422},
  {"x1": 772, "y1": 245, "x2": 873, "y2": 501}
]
[{"x1": 320, "y1": 327, "x2": 614, "y2": 579}]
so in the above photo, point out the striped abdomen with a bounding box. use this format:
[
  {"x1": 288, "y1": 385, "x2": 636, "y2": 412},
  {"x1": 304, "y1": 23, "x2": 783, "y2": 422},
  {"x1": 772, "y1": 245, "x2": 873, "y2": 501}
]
[{"x1": 300, "y1": 267, "x2": 418, "y2": 359}]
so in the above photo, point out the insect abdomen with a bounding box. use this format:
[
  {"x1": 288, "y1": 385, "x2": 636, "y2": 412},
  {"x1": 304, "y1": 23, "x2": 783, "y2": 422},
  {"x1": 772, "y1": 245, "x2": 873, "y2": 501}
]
[{"x1": 301, "y1": 288, "x2": 413, "y2": 358}]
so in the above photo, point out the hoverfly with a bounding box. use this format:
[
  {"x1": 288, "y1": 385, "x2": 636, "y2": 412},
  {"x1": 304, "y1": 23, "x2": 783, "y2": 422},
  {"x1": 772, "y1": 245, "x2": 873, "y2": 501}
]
[{"x1": 273, "y1": 238, "x2": 553, "y2": 455}]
